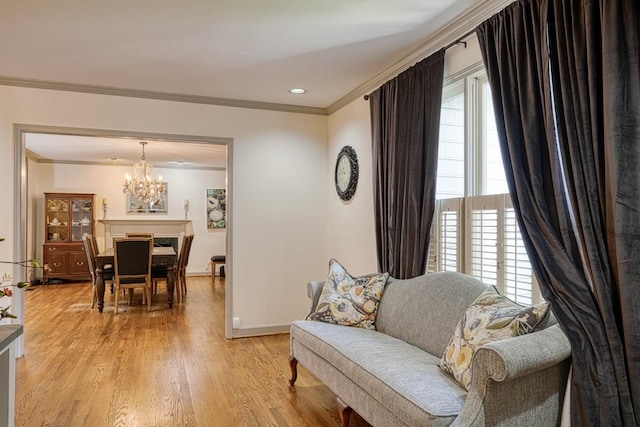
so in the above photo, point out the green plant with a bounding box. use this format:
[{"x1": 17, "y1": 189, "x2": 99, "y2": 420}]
[{"x1": 0, "y1": 237, "x2": 47, "y2": 320}]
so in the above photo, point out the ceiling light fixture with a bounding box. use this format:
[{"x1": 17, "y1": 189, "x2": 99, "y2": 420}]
[
  {"x1": 123, "y1": 141, "x2": 166, "y2": 203},
  {"x1": 289, "y1": 88, "x2": 306, "y2": 94}
]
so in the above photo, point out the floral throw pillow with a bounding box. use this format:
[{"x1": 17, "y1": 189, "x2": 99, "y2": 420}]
[
  {"x1": 308, "y1": 259, "x2": 389, "y2": 330},
  {"x1": 438, "y1": 286, "x2": 550, "y2": 390}
]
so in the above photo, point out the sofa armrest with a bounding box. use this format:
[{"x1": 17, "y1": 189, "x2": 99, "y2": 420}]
[
  {"x1": 455, "y1": 324, "x2": 571, "y2": 427},
  {"x1": 473, "y1": 323, "x2": 571, "y2": 383},
  {"x1": 306, "y1": 281, "x2": 325, "y2": 317}
]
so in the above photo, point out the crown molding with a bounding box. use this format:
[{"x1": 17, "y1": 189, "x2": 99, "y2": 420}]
[
  {"x1": 0, "y1": 76, "x2": 328, "y2": 116},
  {"x1": 326, "y1": 0, "x2": 513, "y2": 115},
  {"x1": 25, "y1": 148, "x2": 42, "y2": 162},
  {"x1": 16, "y1": 123, "x2": 233, "y2": 145}
]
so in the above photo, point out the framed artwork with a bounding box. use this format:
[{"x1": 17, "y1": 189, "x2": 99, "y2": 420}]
[
  {"x1": 207, "y1": 189, "x2": 226, "y2": 229},
  {"x1": 126, "y1": 185, "x2": 168, "y2": 214}
]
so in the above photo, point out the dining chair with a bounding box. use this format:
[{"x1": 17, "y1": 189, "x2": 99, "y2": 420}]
[
  {"x1": 112, "y1": 237, "x2": 153, "y2": 313},
  {"x1": 87, "y1": 234, "x2": 115, "y2": 294},
  {"x1": 146, "y1": 234, "x2": 168, "y2": 295},
  {"x1": 149, "y1": 236, "x2": 188, "y2": 303},
  {"x1": 126, "y1": 233, "x2": 157, "y2": 293},
  {"x1": 150, "y1": 235, "x2": 190, "y2": 304},
  {"x1": 173, "y1": 234, "x2": 194, "y2": 303},
  {"x1": 178, "y1": 235, "x2": 194, "y2": 301},
  {"x1": 82, "y1": 235, "x2": 113, "y2": 308},
  {"x1": 88, "y1": 233, "x2": 100, "y2": 261}
]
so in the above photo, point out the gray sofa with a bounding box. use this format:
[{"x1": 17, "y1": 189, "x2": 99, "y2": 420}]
[{"x1": 289, "y1": 271, "x2": 571, "y2": 426}]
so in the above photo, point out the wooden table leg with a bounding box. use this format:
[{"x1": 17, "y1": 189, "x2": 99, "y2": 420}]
[
  {"x1": 95, "y1": 266, "x2": 105, "y2": 313},
  {"x1": 167, "y1": 265, "x2": 175, "y2": 308}
]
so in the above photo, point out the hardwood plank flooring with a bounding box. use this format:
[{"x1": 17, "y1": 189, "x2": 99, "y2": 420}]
[{"x1": 15, "y1": 276, "x2": 370, "y2": 427}]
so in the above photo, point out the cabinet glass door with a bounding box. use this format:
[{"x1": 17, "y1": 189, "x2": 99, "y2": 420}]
[
  {"x1": 71, "y1": 199, "x2": 93, "y2": 242},
  {"x1": 46, "y1": 198, "x2": 69, "y2": 242}
]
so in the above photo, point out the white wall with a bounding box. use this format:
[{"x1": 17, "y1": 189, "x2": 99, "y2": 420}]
[
  {"x1": 28, "y1": 161, "x2": 226, "y2": 276},
  {"x1": 444, "y1": 35, "x2": 483, "y2": 78},
  {"x1": 326, "y1": 98, "x2": 378, "y2": 276},
  {"x1": 0, "y1": 85, "x2": 328, "y2": 334}
]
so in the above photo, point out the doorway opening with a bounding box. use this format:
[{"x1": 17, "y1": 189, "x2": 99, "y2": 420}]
[{"x1": 13, "y1": 124, "x2": 234, "y2": 355}]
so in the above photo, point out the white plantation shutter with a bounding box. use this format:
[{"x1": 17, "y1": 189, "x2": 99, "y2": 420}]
[
  {"x1": 465, "y1": 194, "x2": 540, "y2": 304},
  {"x1": 427, "y1": 220, "x2": 438, "y2": 273},
  {"x1": 427, "y1": 199, "x2": 463, "y2": 273},
  {"x1": 439, "y1": 198, "x2": 463, "y2": 271},
  {"x1": 468, "y1": 195, "x2": 501, "y2": 286},
  {"x1": 503, "y1": 202, "x2": 538, "y2": 305}
]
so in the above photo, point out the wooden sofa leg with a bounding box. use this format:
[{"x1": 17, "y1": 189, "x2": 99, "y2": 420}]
[
  {"x1": 289, "y1": 356, "x2": 298, "y2": 386},
  {"x1": 337, "y1": 397, "x2": 353, "y2": 427}
]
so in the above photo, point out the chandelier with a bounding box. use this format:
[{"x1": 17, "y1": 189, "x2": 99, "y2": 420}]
[{"x1": 123, "y1": 141, "x2": 167, "y2": 203}]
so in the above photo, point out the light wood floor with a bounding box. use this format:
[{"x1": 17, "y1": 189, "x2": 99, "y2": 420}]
[{"x1": 15, "y1": 276, "x2": 369, "y2": 427}]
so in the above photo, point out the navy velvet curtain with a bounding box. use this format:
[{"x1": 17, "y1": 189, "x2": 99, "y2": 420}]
[
  {"x1": 369, "y1": 49, "x2": 445, "y2": 279},
  {"x1": 477, "y1": 0, "x2": 640, "y2": 425}
]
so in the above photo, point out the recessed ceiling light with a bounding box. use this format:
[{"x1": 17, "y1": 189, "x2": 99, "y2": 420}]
[
  {"x1": 176, "y1": 161, "x2": 184, "y2": 165},
  {"x1": 289, "y1": 88, "x2": 306, "y2": 94}
]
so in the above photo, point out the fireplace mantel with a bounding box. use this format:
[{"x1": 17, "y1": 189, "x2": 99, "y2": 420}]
[
  {"x1": 100, "y1": 219, "x2": 192, "y2": 227},
  {"x1": 99, "y1": 219, "x2": 193, "y2": 248}
]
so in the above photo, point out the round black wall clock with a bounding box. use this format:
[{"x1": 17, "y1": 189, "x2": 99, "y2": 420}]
[{"x1": 334, "y1": 145, "x2": 359, "y2": 201}]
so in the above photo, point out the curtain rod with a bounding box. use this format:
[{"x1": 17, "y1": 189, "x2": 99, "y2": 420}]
[{"x1": 363, "y1": 28, "x2": 477, "y2": 101}]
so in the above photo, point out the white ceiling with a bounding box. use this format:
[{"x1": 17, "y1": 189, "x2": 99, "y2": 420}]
[{"x1": 3, "y1": 0, "x2": 487, "y2": 167}]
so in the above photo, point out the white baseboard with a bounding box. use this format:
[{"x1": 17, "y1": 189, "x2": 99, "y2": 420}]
[{"x1": 231, "y1": 324, "x2": 290, "y2": 338}]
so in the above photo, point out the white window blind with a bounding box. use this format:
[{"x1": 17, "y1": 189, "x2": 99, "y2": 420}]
[
  {"x1": 440, "y1": 199, "x2": 463, "y2": 272},
  {"x1": 465, "y1": 194, "x2": 538, "y2": 304},
  {"x1": 428, "y1": 199, "x2": 463, "y2": 273},
  {"x1": 503, "y1": 203, "x2": 537, "y2": 305},
  {"x1": 427, "y1": 221, "x2": 437, "y2": 273},
  {"x1": 468, "y1": 195, "x2": 500, "y2": 286}
]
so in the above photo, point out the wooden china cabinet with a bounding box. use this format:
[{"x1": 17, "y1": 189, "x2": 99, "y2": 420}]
[{"x1": 43, "y1": 192, "x2": 95, "y2": 284}]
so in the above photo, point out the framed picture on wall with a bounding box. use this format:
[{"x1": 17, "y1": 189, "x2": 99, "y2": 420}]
[
  {"x1": 126, "y1": 185, "x2": 169, "y2": 214},
  {"x1": 207, "y1": 189, "x2": 226, "y2": 229}
]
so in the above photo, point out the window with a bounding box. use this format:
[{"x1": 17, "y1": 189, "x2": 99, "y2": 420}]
[
  {"x1": 479, "y1": 76, "x2": 509, "y2": 196},
  {"x1": 429, "y1": 71, "x2": 540, "y2": 305}
]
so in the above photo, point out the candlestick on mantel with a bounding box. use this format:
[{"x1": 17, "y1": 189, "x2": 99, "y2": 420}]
[
  {"x1": 102, "y1": 196, "x2": 108, "y2": 220},
  {"x1": 184, "y1": 198, "x2": 189, "y2": 219}
]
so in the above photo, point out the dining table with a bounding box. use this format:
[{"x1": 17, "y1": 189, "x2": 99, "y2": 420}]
[{"x1": 94, "y1": 246, "x2": 177, "y2": 313}]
